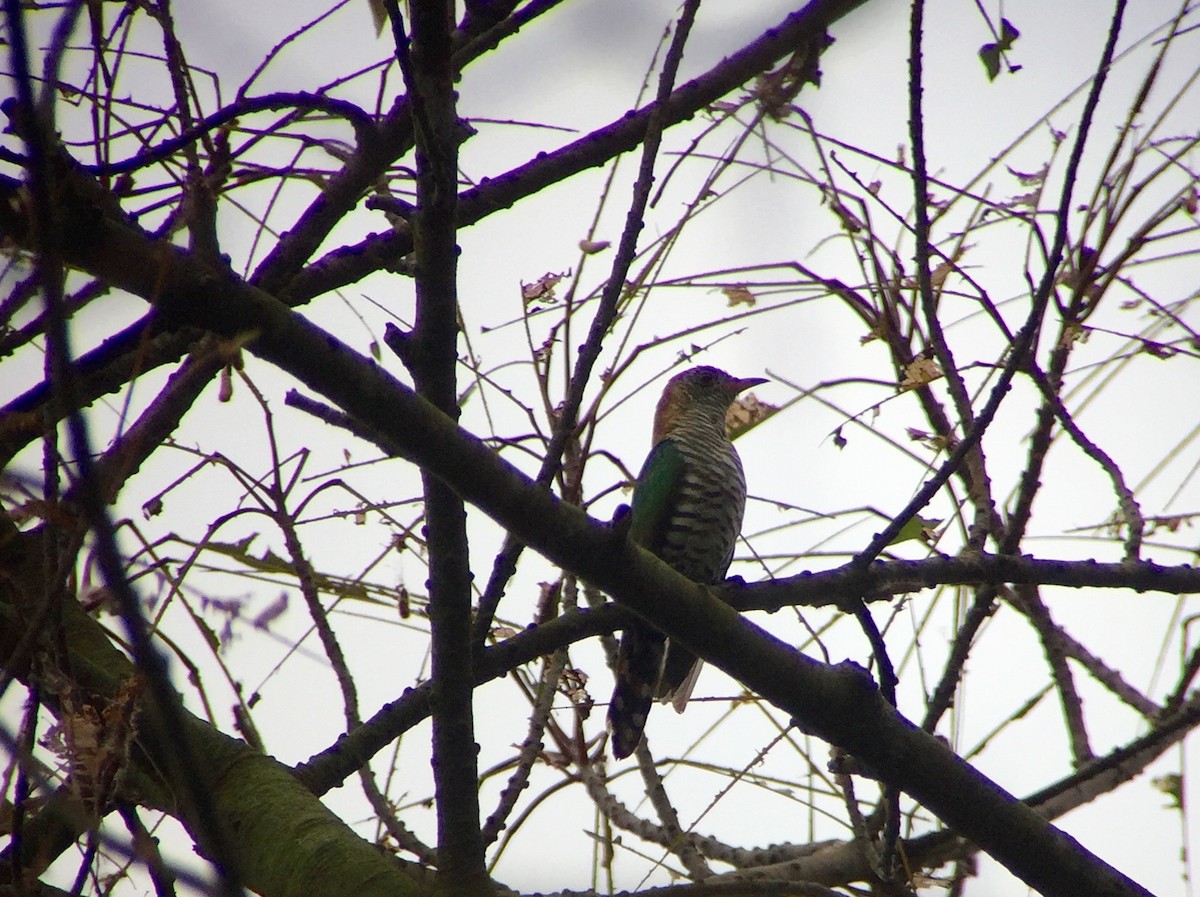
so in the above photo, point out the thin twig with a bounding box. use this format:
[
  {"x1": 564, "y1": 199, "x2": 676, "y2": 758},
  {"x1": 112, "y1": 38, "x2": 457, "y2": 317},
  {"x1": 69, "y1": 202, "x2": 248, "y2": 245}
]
[
  {"x1": 636, "y1": 739, "x2": 714, "y2": 879},
  {"x1": 853, "y1": 0, "x2": 1130, "y2": 566},
  {"x1": 907, "y1": 0, "x2": 994, "y2": 555},
  {"x1": 481, "y1": 651, "x2": 565, "y2": 847},
  {"x1": 919, "y1": 587, "x2": 998, "y2": 732},
  {"x1": 1014, "y1": 585, "x2": 1095, "y2": 764},
  {"x1": 1026, "y1": 363, "x2": 1144, "y2": 560}
]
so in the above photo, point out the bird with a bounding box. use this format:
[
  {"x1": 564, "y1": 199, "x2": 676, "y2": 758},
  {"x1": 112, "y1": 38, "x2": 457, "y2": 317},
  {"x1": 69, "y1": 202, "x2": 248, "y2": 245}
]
[{"x1": 607, "y1": 365, "x2": 765, "y2": 759}]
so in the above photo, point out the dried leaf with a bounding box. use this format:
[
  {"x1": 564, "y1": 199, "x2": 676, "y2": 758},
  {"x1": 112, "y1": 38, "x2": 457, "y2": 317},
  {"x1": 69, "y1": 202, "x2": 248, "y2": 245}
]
[
  {"x1": 980, "y1": 44, "x2": 1002, "y2": 81},
  {"x1": 521, "y1": 271, "x2": 567, "y2": 305},
  {"x1": 930, "y1": 261, "x2": 954, "y2": 288},
  {"x1": 860, "y1": 320, "x2": 887, "y2": 345},
  {"x1": 888, "y1": 515, "x2": 942, "y2": 546},
  {"x1": 1149, "y1": 514, "x2": 1190, "y2": 534},
  {"x1": 907, "y1": 427, "x2": 954, "y2": 452},
  {"x1": 898, "y1": 357, "x2": 944, "y2": 391},
  {"x1": 1010, "y1": 189, "x2": 1041, "y2": 209},
  {"x1": 561, "y1": 667, "x2": 592, "y2": 718},
  {"x1": 979, "y1": 17, "x2": 1020, "y2": 81},
  {"x1": 726, "y1": 392, "x2": 778, "y2": 439},
  {"x1": 1153, "y1": 773, "x2": 1183, "y2": 809},
  {"x1": 1007, "y1": 163, "x2": 1049, "y2": 186},
  {"x1": 911, "y1": 245, "x2": 972, "y2": 292},
  {"x1": 829, "y1": 196, "x2": 863, "y2": 232},
  {"x1": 44, "y1": 678, "x2": 142, "y2": 817},
  {"x1": 367, "y1": 0, "x2": 387, "y2": 34},
  {"x1": 253, "y1": 592, "x2": 288, "y2": 630},
  {"x1": 578, "y1": 239, "x2": 610, "y2": 254},
  {"x1": 1140, "y1": 339, "x2": 1175, "y2": 359},
  {"x1": 561, "y1": 667, "x2": 589, "y2": 691},
  {"x1": 1058, "y1": 322, "x2": 1089, "y2": 348},
  {"x1": 723, "y1": 285, "x2": 756, "y2": 307}
]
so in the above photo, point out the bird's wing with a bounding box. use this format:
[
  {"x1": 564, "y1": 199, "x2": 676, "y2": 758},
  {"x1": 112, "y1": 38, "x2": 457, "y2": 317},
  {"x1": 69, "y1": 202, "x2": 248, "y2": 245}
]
[{"x1": 628, "y1": 437, "x2": 685, "y2": 553}]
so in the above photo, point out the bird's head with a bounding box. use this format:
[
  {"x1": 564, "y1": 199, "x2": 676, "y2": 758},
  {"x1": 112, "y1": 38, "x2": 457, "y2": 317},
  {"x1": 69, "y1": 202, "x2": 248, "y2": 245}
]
[{"x1": 652, "y1": 366, "x2": 767, "y2": 444}]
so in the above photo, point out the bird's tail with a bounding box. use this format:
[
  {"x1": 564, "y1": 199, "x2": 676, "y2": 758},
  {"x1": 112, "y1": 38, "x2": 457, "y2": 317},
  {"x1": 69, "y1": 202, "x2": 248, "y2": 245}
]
[
  {"x1": 608, "y1": 624, "x2": 666, "y2": 759},
  {"x1": 658, "y1": 643, "x2": 703, "y2": 713}
]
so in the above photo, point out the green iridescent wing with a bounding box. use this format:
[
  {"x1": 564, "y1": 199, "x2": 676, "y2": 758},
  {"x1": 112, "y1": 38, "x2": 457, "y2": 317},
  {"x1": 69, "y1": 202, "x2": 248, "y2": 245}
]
[{"x1": 628, "y1": 437, "x2": 685, "y2": 554}]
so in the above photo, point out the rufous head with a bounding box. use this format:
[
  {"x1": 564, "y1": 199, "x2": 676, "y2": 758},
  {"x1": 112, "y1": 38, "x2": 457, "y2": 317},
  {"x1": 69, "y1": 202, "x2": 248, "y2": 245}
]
[{"x1": 652, "y1": 366, "x2": 767, "y2": 443}]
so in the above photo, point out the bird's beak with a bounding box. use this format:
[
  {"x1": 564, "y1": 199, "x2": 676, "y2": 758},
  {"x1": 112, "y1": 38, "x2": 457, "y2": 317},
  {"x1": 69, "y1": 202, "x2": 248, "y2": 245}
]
[{"x1": 730, "y1": 375, "x2": 768, "y2": 395}]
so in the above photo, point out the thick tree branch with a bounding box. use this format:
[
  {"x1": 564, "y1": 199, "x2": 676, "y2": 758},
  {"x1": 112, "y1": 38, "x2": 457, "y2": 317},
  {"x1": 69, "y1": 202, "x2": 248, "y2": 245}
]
[
  {"x1": 728, "y1": 555, "x2": 1200, "y2": 611},
  {"x1": 387, "y1": 0, "x2": 489, "y2": 890}
]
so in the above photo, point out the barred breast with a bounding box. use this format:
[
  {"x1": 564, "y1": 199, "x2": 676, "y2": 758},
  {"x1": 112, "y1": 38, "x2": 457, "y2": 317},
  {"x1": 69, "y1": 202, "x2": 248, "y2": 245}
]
[{"x1": 656, "y1": 423, "x2": 747, "y2": 585}]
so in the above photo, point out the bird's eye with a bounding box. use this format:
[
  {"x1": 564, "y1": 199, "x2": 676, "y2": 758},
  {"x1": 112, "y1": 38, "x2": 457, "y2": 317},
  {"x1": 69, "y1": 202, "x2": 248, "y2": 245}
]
[{"x1": 695, "y1": 369, "x2": 717, "y2": 386}]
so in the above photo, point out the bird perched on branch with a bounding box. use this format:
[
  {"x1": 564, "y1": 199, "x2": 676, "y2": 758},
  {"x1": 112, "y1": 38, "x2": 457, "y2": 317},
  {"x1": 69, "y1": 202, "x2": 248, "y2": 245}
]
[{"x1": 607, "y1": 365, "x2": 766, "y2": 759}]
